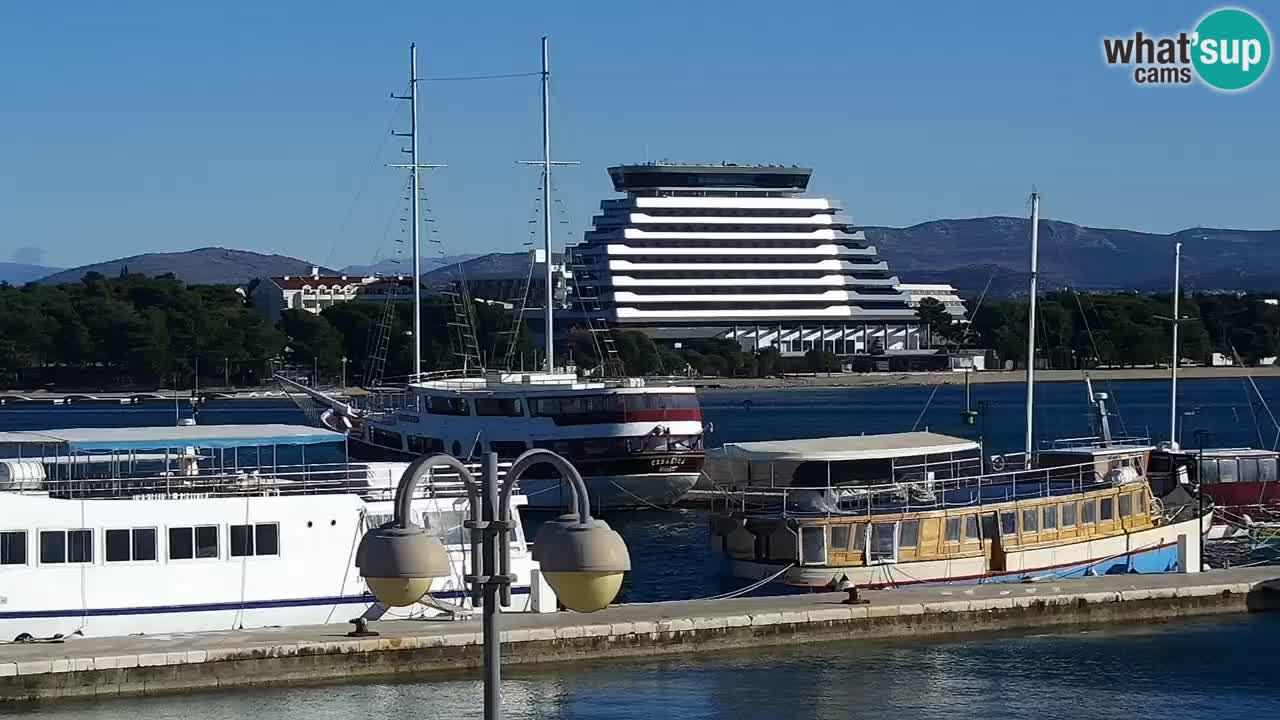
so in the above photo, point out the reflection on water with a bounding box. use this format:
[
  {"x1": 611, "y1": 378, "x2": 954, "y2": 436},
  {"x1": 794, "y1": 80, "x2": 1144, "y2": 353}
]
[{"x1": 13, "y1": 615, "x2": 1280, "y2": 720}]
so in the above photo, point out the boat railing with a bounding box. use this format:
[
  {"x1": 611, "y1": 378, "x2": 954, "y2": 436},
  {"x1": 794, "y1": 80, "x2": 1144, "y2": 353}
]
[
  {"x1": 713, "y1": 450, "x2": 1148, "y2": 519},
  {"x1": 0, "y1": 460, "x2": 528, "y2": 502},
  {"x1": 1039, "y1": 435, "x2": 1152, "y2": 450}
]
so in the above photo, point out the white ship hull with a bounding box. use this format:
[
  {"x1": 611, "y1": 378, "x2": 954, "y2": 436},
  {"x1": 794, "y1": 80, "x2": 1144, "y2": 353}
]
[{"x1": 0, "y1": 491, "x2": 538, "y2": 640}]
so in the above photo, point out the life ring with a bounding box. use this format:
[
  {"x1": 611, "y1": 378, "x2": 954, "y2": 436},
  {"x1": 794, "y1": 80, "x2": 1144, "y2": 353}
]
[{"x1": 990, "y1": 455, "x2": 1006, "y2": 472}]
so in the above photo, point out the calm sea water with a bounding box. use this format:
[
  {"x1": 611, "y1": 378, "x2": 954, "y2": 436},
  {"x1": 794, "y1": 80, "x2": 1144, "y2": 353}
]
[
  {"x1": 2, "y1": 378, "x2": 1277, "y2": 603},
  {"x1": 4, "y1": 379, "x2": 1278, "y2": 716},
  {"x1": 11, "y1": 614, "x2": 1280, "y2": 720}
]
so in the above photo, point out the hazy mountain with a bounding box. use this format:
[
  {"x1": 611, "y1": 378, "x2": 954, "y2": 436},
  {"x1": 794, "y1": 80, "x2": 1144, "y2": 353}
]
[
  {"x1": 420, "y1": 252, "x2": 563, "y2": 290},
  {"x1": 0, "y1": 262, "x2": 63, "y2": 285},
  {"x1": 38, "y1": 248, "x2": 336, "y2": 286},
  {"x1": 341, "y1": 254, "x2": 482, "y2": 277},
  {"x1": 867, "y1": 219, "x2": 1280, "y2": 297}
]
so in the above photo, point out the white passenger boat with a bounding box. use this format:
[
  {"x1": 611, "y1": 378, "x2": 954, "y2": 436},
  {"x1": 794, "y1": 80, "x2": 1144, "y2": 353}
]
[
  {"x1": 292, "y1": 373, "x2": 704, "y2": 511},
  {"x1": 0, "y1": 424, "x2": 542, "y2": 640},
  {"x1": 707, "y1": 433, "x2": 1211, "y2": 588}
]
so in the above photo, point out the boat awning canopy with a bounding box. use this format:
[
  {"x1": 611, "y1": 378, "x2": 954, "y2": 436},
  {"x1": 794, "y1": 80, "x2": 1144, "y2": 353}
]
[
  {"x1": 716, "y1": 432, "x2": 980, "y2": 462},
  {"x1": 0, "y1": 424, "x2": 346, "y2": 452}
]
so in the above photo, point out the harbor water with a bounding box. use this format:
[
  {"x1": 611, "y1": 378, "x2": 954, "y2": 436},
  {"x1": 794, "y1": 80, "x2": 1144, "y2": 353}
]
[
  {"x1": 8, "y1": 614, "x2": 1280, "y2": 719},
  {"x1": 2, "y1": 378, "x2": 1278, "y2": 715},
  {"x1": 1, "y1": 377, "x2": 1277, "y2": 603}
]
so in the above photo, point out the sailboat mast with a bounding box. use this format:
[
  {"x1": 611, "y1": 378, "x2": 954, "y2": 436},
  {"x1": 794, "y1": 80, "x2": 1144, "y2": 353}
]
[
  {"x1": 1169, "y1": 240, "x2": 1182, "y2": 444},
  {"x1": 540, "y1": 36, "x2": 554, "y2": 373},
  {"x1": 1024, "y1": 192, "x2": 1040, "y2": 461},
  {"x1": 409, "y1": 43, "x2": 423, "y2": 379}
]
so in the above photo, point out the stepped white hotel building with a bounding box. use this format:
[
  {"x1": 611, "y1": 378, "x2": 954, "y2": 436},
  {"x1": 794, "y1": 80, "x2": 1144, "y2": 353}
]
[{"x1": 567, "y1": 164, "x2": 927, "y2": 356}]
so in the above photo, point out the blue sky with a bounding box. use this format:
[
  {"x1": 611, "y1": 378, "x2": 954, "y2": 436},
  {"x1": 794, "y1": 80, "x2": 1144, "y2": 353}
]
[{"x1": 1, "y1": 1, "x2": 1276, "y2": 270}]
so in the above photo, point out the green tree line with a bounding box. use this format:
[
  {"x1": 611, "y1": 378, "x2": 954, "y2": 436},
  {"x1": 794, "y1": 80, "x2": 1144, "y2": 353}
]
[
  {"x1": 917, "y1": 291, "x2": 1280, "y2": 368},
  {"x1": 2, "y1": 273, "x2": 1276, "y2": 389}
]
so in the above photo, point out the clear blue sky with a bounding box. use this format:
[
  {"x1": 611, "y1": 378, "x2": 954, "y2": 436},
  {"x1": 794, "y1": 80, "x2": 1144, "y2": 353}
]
[{"x1": 1, "y1": 1, "x2": 1276, "y2": 270}]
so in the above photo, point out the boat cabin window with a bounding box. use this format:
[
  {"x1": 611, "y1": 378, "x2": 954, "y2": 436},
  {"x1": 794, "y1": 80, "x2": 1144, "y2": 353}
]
[
  {"x1": 964, "y1": 514, "x2": 980, "y2": 541},
  {"x1": 1, "y1": 530, "x2": 27, "y2": 566},
  {"x1": 999, "y1": 511, "x2": 1017, "y2": 536},
  {"x1": 1119, "y1": 494, "x2": 1133, "y2": 519},
  {"x1": 1136, "y1": 491, "x2": 1147, "y2": 517},
  {"x1": 898, "y1": 519, "x2": 920, "y2": 548},
  {"x1": 370, "y1": 427, "x2": 403, "y2": 450},
  {"x1": 852, "y1": 523, "x2": 867, "y2": 553},
  {"x1": 1062, "y1": 502, "x2": 1078, "y2": 527},
  {"x1": 39, "y1": 529, "x2": 92, "y2": 564},
  {"x1": 106, "y1": 528, "x2": 157, "y2": 563},
  {"x1": 1218, "y1": 460, "x2": 1238, "y2": 483},
  {"x1": 231, "y1": 523, "x2": 280, "y2": 557},
  {"x1": 800, "y1": 526, "x2": 826, "y2": 566},
  {"x1": 407, "y1": 435, "x2": 445, "y2": 454},
  {"x1": 476, "y1": 398, "x2": 523, "y2": 417},
  {"x1": 426, "y1": 509, "x2": 469, "y2": 546},
  {"x1": 1021, "y1": 508, "x2": 1038, "y2": 534},
  {"x1": 944, "y1": 517, "x2": 961, "y2": 544},
  {"x1": 169, "y1": 525, "x2": 219, "y2": 560},
  {"x1": 868, "y1": 522, "x2": 896, "y2": 563},
  {"x1": 428, "y1": 396, "x2": 469, "y2": 416},
  {"x1": 1042, "y1": 505, "x2": 1058, "y2": 530},
  {"x1": 1082, "y1": 500, "x2": 1097, "y2": 525},
  {"x1": 489, "y1": 441, "x2": 528, "y2": 459},
  {"x1": 830, "y1": 524, "x2": 851, "y2": 551},
  {"x1": 1261, "y1": 458, "x2": 1279, "y2": 482},
  {"x1": 1099, "y1": 497, "x2": 1115, "y2": 522}
]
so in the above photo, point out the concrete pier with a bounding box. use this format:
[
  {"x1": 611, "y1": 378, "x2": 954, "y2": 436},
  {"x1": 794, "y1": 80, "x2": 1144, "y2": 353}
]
[{"x1": 2, "y1": 567, "x2": 1278, "y2": 703}]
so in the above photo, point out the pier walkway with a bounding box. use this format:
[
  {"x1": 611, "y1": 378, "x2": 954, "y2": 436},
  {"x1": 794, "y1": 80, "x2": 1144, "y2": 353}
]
[{"x1": 3, "y1": 567, "x2": 1278, "y2": 702}]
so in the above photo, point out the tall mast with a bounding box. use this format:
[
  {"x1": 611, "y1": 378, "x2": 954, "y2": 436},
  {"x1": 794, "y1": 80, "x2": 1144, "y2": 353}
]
[
  {"x1": 390, "y1": 44, "x2": 444, "y2": 381},
  {"x1": 409, "y1": 44, "x2": 423, "y2": 379},
  {"x1": 540, "y1": 36, "x2": 554, "y2": 373},
  {"x1": 1169, "y1": 240, "x2": 1183, "y2": 444},
  {"x1": 1024, "y1": 192, "x2": 1040, "y2": 461}
]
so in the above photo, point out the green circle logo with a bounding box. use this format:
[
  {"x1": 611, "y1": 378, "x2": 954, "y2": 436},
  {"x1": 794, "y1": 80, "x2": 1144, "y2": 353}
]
[{"x1": 1192, "y1": 8, "x2": 1271, "y2": 91}]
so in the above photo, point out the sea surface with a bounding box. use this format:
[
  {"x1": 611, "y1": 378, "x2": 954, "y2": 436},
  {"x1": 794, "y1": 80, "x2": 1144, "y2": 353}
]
[
  {"x1": 3, "y1": 378, "x2": 1279, "y2": 717},
  {"x1": 1, "y1": 377, "x2": 1277, "y2": 602},
  {"x1": 11, "y1": 614, "x2": 1280, "y2": 720}
]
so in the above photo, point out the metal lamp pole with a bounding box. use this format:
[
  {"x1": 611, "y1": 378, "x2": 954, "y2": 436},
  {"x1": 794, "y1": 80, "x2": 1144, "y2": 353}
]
[{"x1": 361, "y1": 450, "x2": 625, "y2": 720}]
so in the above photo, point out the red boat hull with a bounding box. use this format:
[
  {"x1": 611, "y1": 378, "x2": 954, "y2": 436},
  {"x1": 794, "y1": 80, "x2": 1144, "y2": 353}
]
[{"x1": 1204, "y1": 481, "x2": 1280, "y2": 507}]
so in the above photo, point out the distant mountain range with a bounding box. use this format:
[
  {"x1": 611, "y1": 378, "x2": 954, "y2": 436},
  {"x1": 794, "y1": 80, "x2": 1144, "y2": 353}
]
[
  {"x1": 19, "y1": 218, "x2": 1280, "y2": 295},
  {"x1": 37, "y1": 248, "x2": 337, "y2": 286},
  {"x1": 341, "y1": 255, "x2": 481, "y2": 277},
  {"x1": 866, "y1": 219, "x2": 1280, "y2": 296},
  {"x1": 0, "y1": 262, "x2": 63, "y2": 285}
]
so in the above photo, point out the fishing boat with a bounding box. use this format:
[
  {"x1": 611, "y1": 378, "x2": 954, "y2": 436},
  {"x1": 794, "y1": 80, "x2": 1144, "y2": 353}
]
[
  {"x1": 0, "y1": 423, "x2": 543, "y2": 640},
  {"x1": 285, "y1": 41, "x2": 704, "y2": 509},
  {"x1": 705, "y1": 193, "x2": 1213, "y2": 588}
]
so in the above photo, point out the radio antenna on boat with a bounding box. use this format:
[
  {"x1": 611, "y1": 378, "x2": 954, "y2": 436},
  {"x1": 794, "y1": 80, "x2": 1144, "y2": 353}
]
[
  {"x1": 1024, "y1": 191, "x2": 1040, "y2": 463},
  {"x1": 389, "y1": 43, "x2": 446, "y2": 380},
  {"x1": 519, "y1": 37, "x2": 578, "y2": 373}
]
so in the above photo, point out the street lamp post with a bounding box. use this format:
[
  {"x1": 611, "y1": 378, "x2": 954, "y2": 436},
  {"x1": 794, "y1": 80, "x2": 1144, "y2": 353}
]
[{"x1": 356, "y1": 449, "x2": 630, "y2": 720}]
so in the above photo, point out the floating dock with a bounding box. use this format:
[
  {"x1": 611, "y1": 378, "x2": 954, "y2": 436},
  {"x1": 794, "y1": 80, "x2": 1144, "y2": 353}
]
[{"x1": 3, "y1": 567, "x2": 1278, "y2": 703}]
